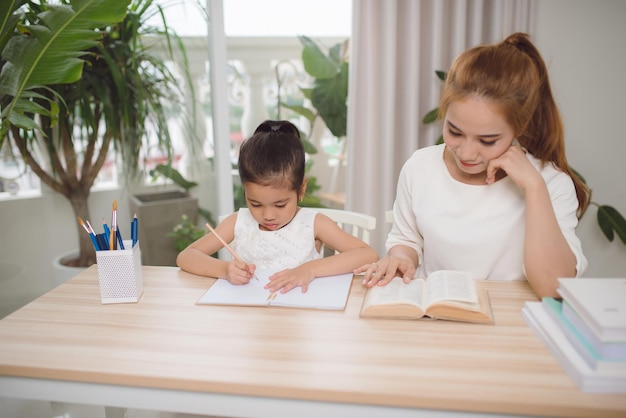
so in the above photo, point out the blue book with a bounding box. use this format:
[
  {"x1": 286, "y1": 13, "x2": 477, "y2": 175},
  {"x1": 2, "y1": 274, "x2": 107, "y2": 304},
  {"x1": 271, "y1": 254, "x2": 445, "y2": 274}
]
[{"x1": 542, "y1": 298, "x2": 626, "y2": 373}]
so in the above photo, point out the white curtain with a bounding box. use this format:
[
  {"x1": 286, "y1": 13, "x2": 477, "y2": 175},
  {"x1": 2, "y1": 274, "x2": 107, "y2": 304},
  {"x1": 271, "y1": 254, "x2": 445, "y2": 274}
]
[{"x1": 346, "y1": 0, "x2": 536, "y2": 255}]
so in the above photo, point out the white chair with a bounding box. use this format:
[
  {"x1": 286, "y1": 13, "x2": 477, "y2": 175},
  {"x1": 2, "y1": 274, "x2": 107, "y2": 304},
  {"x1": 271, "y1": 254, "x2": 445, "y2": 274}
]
[
  {"x1": 385, "y1": 209, "x2": 394, "y2": 224},
  {"x1": 384, "y1": 209, "x2": 394, "y2": 232},
  {"x1": 221, "y1": 209, "x2": 377, "y2": 243},
  {"x1": 221, "y1": 208, "x2": 376, "y2": 255},
  {"x1": 314, "y1": 208, "x2": 377, "y2": 255}
]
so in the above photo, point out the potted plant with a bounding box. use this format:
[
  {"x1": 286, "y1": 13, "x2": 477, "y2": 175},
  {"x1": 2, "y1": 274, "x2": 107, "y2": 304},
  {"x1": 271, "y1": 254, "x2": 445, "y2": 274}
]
[
  {"x1": 130, "y1": 163, "x2": 220, "y2": 266},
  {"x1": 278, "y1": 35, "x2": 349, "y2": 208},
  {"x1": 0, "y1": 0, "x2": 193, "y2": 267},
  {"x1": 281, "y1": 35, "x2": 349, "y2": 140}
]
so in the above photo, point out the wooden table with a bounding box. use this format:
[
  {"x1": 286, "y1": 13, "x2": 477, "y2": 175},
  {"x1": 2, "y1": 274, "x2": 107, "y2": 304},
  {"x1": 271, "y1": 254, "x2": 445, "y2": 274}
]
[{"x1": 0, "y1": 266, "x2": 624, "y2": 417}]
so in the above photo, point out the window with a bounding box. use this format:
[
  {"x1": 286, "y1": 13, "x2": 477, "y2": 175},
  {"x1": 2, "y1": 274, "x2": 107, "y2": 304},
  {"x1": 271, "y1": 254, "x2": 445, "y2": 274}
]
[{"x1": 0, "y1": 0, "x2": 351, "y2": 199}]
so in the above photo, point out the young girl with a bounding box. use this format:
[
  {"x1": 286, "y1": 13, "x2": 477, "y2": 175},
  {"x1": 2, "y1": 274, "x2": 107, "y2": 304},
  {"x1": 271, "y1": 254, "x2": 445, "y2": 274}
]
[
  {"x1": 177, "y1": 120, "x2": 378, "y2": 294},
  {"x1": 357, "y1": 33, "x2": 589, "y2": 298}
]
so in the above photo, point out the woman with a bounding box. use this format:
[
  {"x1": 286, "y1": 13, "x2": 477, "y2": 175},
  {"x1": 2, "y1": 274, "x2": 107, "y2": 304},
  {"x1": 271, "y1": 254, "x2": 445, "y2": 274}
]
[{"x1": 357, "y1": 33, "x2": 589, "y2": 298}]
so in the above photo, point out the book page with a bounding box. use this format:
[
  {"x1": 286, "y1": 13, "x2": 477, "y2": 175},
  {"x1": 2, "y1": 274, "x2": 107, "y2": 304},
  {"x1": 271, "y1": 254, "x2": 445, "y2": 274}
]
[
  {"x1": 197, "y1": 270, "x2": 273, "y2": 306},
  {"x1": 270, "y1": 271, "x2": 353, "y2": 310},
  {"x1": 424, "y1": 270, "x2": 478, "y2": 308},
  {"x1": 362, "y1": 277, "x2": 425, "y2": 310}
]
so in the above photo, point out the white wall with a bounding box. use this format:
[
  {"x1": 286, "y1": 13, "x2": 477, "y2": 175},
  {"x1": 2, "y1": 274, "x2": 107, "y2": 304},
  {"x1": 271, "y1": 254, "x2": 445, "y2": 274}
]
[{"x1": 534, "y1": 0, "x2": 626, "y2": 277}]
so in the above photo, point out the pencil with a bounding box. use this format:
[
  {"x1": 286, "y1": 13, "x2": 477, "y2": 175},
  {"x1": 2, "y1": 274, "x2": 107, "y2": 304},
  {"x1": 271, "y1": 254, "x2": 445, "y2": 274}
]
[
  {"x1": 205, "y1": 222, "x2": 258, "y2": 281},
  {"x1": 78, "y1": 217, "x2": 100, "y2": 251},
  {"x1": 102, "y1": 219, "x2": 111, "y2": 249},
  {"x1": 110, "y1": 200, "x2": 117, "y2": 250},
  {"x1": 205, "y1": 222, "x2": 238, "y2": 259}
]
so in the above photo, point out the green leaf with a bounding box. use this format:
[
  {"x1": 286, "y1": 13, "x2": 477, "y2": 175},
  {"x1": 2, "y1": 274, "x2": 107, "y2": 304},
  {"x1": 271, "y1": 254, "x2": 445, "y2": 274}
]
[
  {"x1": 299, "y1": 35, "x2": 338, "y2": 79},
  {"x1": 197, "y1": 207, "x2": 215, "y2": 225},
  {"x1": 436, "y1": 70, "x2": 447, "y2": 81},
  {"x1": 301, "y1": 138, "x2": 317, "y2": 155},
  {"x1": 7, "y1": 109, "x2": 41, "y2": 131},
  {"x1": 281, "y1": 103, "x2": 316, "y2": 123},
  {"x1": 150, "y1": 164, "x2": 198, "y2": 192},
  {"x1": 422, "y1": 107, "x2": 439, "y2": 124},
  {"x1": 1, "y1": 0, "x2": 130, "y2": 94},
  {"x1": 597, "y1": 205, "x2": 626, "y2": 245},
  {"x1": 0, "y1": 1, "x2": 23, "y2": 53},
  {"x1": 310, "y1": 61, "x2": 348, "y2": 137},
  {"x1": 0, "y1": 0, "x2": 132, "y2": 140},
  {"x1": 300, "y1": 87, "x2": 313, "y2": 100}
]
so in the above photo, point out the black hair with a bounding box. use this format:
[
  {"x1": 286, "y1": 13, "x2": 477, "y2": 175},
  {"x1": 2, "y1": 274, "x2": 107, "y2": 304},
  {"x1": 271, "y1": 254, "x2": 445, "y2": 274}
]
[{"x1": 238, "y1": 120, "x2": 305, "y2": 193}]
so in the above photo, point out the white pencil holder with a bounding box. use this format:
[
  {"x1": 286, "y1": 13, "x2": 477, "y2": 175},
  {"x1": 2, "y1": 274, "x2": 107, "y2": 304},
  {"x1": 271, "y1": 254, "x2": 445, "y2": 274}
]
[{"x1": 96, "y1": 240, "x2": 143, "y2": 304}]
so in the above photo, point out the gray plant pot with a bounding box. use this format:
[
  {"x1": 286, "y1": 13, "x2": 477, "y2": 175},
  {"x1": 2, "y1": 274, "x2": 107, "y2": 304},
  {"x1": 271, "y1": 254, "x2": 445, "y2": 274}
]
[{"x1": 129, "y1": 191, "x2": 198, "y2": 266}]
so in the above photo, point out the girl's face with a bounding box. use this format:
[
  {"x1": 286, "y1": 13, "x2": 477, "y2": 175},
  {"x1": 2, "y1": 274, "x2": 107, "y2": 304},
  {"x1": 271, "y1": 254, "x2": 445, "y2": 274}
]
[
  {"x1": 443, "y1": 95, "x2": 516, "y2": 184},
  {"x1": 243, "y1": 182, "x2": 303, "y2": 231}
]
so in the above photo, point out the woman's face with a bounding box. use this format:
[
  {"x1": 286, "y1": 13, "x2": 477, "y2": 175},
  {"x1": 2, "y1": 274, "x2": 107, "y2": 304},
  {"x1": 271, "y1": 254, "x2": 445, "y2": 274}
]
[
  {"x1": 243, "y1": 182, "x2": 302, "y2": 231},
  {"x1": 443, "y1": 95, "x2": 516, "y2": 184}
]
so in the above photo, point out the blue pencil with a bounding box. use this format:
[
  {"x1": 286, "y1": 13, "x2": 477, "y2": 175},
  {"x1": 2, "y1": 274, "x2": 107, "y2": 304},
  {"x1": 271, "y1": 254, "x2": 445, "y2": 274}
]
[
  {"x1": 116, "y1": 229, "x2": 125, "y2": 250},
  {"x1": 102, "y1": 219, "x2": 111, "y2": 249},
  {"x1": 131, "y1": 213, "x2": 138, "y2": 247}
]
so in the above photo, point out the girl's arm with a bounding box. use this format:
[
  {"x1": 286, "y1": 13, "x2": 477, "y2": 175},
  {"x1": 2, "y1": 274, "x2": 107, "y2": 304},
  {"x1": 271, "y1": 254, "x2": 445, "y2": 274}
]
[
  {"x1": 266, "y1": 213, "x2": 378, "y2": 293},
  {"x1": 176, "y1": 213, "x2": 254, "y2": 284},
  {"x1": 306, "y1": 213, "x2": 379, "y2": 276}
]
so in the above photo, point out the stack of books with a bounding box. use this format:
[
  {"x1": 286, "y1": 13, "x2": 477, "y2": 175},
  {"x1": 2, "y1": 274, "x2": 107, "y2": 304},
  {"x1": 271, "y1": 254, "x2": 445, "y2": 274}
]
[{"x1": 522, "y1": 278, "x2": 626, "y2": 392}]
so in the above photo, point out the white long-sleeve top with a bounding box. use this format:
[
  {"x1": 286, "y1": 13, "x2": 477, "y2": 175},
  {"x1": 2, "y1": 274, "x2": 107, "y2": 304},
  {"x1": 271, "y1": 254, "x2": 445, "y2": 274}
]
[{"x1": 386, "y1": 144, "x2": 587, "y2": 281}]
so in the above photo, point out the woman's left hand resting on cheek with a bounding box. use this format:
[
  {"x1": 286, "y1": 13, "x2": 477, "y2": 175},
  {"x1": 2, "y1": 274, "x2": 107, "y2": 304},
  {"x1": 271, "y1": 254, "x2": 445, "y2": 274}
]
[{"x1": 485, "y1": 144, "x2": 542, "y2": 189}]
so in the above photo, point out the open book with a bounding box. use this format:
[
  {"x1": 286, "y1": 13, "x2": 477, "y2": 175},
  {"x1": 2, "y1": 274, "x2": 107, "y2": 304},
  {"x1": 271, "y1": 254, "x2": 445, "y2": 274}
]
[
  {"x1": 197, "y1": 268, "x2": 353, "y2": 310},
  {"x1": 360, "y1": 270, "x2": 494, "y2": 324}
]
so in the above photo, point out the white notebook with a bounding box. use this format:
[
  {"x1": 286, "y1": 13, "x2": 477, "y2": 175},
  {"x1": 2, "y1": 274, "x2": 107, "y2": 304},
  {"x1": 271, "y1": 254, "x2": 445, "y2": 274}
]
[{"x1": 197, "y1": 268, "x2": 354, "y2": 310}]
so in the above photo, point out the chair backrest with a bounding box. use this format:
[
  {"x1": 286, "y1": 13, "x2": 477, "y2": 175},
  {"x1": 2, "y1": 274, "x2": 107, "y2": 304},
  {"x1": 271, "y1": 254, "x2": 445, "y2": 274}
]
[
  {"x1": 221, "y1": 208, "x2": 377, "y2": 255},
  {"x1": 385, "y1": 209, "x2": 394, "y2": 224},
  {"x1": 314, "y1": 208, "x2": 377, "y2": 248}
]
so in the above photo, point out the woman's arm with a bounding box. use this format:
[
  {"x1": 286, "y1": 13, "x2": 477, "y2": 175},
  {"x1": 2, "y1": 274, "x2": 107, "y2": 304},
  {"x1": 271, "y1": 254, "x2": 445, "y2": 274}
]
[
  {"x1": 522, "y1": 175, "x2": 577, "y2": 297},
  {"x1": 487, "y1": 146, "x2": 577, "y2": 297}
]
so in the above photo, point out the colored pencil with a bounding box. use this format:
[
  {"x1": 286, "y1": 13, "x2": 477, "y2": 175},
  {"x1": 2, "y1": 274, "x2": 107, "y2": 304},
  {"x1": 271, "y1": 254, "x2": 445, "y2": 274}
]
[{"x1": 205, "y1": 222, "x2": 258, "y2": 281}]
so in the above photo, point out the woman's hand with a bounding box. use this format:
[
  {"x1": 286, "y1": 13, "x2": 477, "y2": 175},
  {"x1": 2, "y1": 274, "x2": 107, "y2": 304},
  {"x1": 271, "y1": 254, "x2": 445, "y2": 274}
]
[
  {"x1": 265, "y1": 267, "x2": 314, "y2": 294},
  {"x1": 355, "y1": 255, "x2": 415, "y2": 288},
  {"x1": 226, "y1": 259, "x2": 256, "y2": 285},
  {"x1": 486, "y1": 144, "x2": 542, "y2": 190}
]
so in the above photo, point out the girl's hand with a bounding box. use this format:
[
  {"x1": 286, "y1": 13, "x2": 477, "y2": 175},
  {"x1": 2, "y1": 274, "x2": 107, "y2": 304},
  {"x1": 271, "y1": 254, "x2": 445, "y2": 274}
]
[
  {"x1": 355, "y1": 256, "x2": 415, "y2": 288},
  {"x1": 266, "y1": 267, "x2": 314, "y2": 294},
  {"x1": 226, "y1": 259, "x2": 256, "y2": 285},
  {"x1": 486, "y1": 144, "x2": 543, "y2": 190}
]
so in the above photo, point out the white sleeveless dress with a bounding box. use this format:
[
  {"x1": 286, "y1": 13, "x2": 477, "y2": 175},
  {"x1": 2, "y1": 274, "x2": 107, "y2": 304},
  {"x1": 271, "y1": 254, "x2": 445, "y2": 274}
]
[{"x1": 231, "y1": 208, "x2": 322, "y2": 270}]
